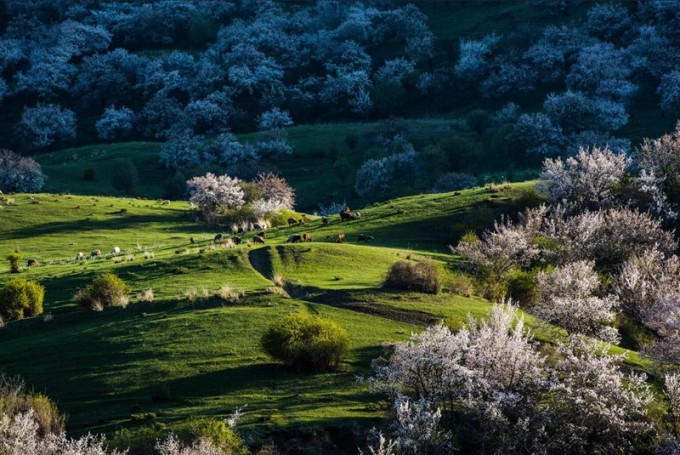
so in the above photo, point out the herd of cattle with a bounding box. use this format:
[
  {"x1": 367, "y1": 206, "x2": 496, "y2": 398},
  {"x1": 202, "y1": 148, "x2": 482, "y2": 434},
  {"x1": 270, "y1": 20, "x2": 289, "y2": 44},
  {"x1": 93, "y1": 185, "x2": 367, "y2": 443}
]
[{"x1": 71, "y1": 207, "x2": 373, "y2": 262}]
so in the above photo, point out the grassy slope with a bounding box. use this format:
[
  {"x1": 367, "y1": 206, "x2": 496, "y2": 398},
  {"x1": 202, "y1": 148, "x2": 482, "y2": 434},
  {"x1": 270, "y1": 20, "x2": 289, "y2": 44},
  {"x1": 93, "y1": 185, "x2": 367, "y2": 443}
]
[
  {"x1": 0, "y1": 183, "x2": 646, "y2": 442},
  {"x1": 36, "y1": 119, "x2": 535, "y2": 211}
]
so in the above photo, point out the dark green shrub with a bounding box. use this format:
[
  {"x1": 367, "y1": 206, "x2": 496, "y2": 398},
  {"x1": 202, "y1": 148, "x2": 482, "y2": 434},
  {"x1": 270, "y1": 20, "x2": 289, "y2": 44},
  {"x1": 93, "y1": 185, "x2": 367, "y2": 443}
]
[
  {"x1": 438, "y1": 136, "x2": 477, "y2": 171},
  {"x1": 506, "y1": 269, "x2": 539, "y2": 307},
  {"x1": 261, "y1": 313, "x2": 350, "y2": 373},
  {"x1": 110, "y1": 426, "x2": 165, "y2": 454},
  {"x1": 466, "y1": 109, "x2": 491, "y2": 135},
  {"x1": 7, "y1": 252, "x2": 22, "y2": 273},
  {"x1": 344, "y1": 133, "x2": 359, "y2": 150},
  {"x1": 267, "y1": 209, "x2": 297, "y2": 227},
  {"x1": 432, "y1": 172, "x2": 478, "y2": 193},
  {"x1": 384, "y1": 259, "x2": 442, "y2": 294},
  {"x1": 163, "y1": 172, "x2": 186, "y2": 200},
  {"x1": 111, "y1": 158, "x2": 139, "y2": 194},
  {"x1": 0, "y1": 278, "x2": 45, "y2": 320},
  {"x1": 333, "y1": 157, "x2": 352, "y2": 183},
  {"x1": 83, "y1": 167, "x2": 95, "y2": 181},
  {"x1": 421, "y1": 145, "x2": 450, "y2": 186},
  {"x1": 75, "y1": 273, "x2": 129, "y2": 310},
  {"x1": 446, "y1": 272, "x2": 475, "y2": 297},
  {"x1": 239, "y1": 181, "x2": 264, "y2": 204}
]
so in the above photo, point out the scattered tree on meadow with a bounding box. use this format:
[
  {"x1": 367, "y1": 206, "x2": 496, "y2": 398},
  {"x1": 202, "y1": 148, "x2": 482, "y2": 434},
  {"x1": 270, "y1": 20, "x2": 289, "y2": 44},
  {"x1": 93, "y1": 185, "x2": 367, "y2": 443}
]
[
  {"x1": 186, "y1": 173, "x2": 245, "y2": 216},
  {"x1": 0, "y1": 149, "x2": 46, "y2": 193},
  {"x1": 253, "y1": 172, "x2": 295, "y2": 211}
]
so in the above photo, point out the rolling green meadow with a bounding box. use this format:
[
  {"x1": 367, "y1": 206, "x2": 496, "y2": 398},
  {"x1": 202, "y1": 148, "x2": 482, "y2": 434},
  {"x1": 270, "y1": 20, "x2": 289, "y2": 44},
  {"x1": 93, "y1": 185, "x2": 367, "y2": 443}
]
[{"x1": 0, "y1": 181, "x2": 648, "y2": 448}]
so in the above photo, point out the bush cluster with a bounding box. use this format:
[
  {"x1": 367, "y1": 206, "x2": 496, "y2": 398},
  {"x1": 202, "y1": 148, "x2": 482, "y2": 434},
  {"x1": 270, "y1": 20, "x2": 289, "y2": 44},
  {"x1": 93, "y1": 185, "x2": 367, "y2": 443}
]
[
  {"x1": 75, "y1": 273, "x2": 129, "y2": 311},
  {"x1": 7, "y1": 252, "x2": 22, "y2": 273},
  {"x1": 0, "y1": 374, "x2": 65, "y2": 435},
  {"x1": 384, "y1": 259, "x2": 442, "y2": 294},
  {"x1": 261, "y1": 313, "x2": 350, "y2": 373},
  {"x1": 0, "y1": 278, "x2": 45, "y2": 321}
]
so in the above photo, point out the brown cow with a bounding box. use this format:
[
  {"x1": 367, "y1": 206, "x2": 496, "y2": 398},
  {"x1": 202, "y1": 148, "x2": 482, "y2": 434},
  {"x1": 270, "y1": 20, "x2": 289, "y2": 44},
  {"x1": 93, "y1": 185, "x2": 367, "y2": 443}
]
[
  {"x1": 232, "y1": 236, "x2": 242, "y2": 245},
  {"x1": 90, "y1": 249, "x2": 101, "y2": 258},
  {"x1": 326, "y1": 233, "x2": 345, "y2": 243},
  {"x1": 253, "y1": 235, "x2": 266, "y2": 244},
  {"x1": 27, "y1": 259, "x2": 38, "y2": 267},
  {"x1": 257, "y1": 231, "x2": 266, "y2": 239},
  {"x1": 302, "y1": 233, "x2": 312, "y2": 242}
]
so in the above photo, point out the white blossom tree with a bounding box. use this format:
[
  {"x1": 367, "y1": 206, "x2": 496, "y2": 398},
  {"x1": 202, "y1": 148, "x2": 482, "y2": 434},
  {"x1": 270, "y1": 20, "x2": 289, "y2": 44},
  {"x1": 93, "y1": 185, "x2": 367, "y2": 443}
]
[
  {"x1": 658, "y1": 71, "x2": 680, "y2": 114},
  {"x1": 0, "y1": 149, "x2": 46, "y2": 193},
  {"x1": 253, "y1": 172, "x2": 295, "y2": 211},
  {"x1": 547, "y1": 337, "x2": 655, "y2": 453},
  {"x1": 539, "y1": 145, "x2": 631, "y2": 212},
  {"x1": 0, "y1": 410, "x2": 126, "y2": 455},
  {"x1": 536, "y1": 260, "x2": 619, "y2": 342},
  {"x1": 155, "y1": 433, "x2": 221, "y2": 455},
  {"x1": 615, "y1": 249, "x2": 680, "y2": 322},
  {"x1": 186, "y1": 173, "x2": 245, "y2": 215}
]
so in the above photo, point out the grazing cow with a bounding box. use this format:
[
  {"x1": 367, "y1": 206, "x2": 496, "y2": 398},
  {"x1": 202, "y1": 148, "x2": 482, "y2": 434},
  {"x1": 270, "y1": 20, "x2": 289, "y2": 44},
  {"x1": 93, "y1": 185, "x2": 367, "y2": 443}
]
[
  {"x1": 321, "y1": 216, "x2": 329, "y2": 226},
  {"x1": 340, "y1": 211, "x2": 352, "y2": 221},
  {"x1": 27, "y1": 259, "x2": 38, "y2": 267},
  {"x1": 287, "y1": 234, "x2": 302, "y2": 243},
  {"x1": 162, "y1": 200, "x2": 170, "y2": 205},
  {"x1": 254, "y1": 223, "x2": 263, "y2": 231},
  {"x1": 253, "y1": 235, "x2": 266, "y2": 244},
  {"x1": 75, "y1": 252, "x2": 85, "y2": 261},
  {"x1": 288, "y1": 218, "x2": 298, "y2": 226},
  {"x1": 112, "y1": 246, "x2": 121, "y2": 254},
  {"x1": 213, "y1": 233, "x2": 223, "y2": 244},
  {"x1": 232, "y1": 236, "x2": 241, "y2": 245},
  {"x1": 327, "y1": 233, "x2": 345, "y2": 243},
  {"x1": 90, "y1": 249, "x2": 101, "y2": 258},
  {"x1": 303, "y1": 233, "x2": 312, "y2": 242},
  {"x1": 358, "y1": 234, "x2": 374, "y2": 243},
  {"x1": 257, "y1": 231, "x2": 266, "y2": 239},
  {"x1": 352, "y1": 211, "x2": 361, "y2": 219}
]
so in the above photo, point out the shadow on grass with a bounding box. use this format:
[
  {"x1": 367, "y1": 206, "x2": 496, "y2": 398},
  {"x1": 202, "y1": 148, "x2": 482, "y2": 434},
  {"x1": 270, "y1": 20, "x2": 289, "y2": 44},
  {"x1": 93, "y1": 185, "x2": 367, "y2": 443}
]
[{"x1": 0, "y1": 213, "x2": 205, "y2": 240}]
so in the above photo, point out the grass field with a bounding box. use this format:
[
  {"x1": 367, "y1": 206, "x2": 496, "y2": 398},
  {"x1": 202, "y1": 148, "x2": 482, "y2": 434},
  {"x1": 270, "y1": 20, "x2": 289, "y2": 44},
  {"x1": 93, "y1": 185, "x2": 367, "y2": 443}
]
[{"x1": 0, "y1": 182, "x2": 647, "y2": 448}]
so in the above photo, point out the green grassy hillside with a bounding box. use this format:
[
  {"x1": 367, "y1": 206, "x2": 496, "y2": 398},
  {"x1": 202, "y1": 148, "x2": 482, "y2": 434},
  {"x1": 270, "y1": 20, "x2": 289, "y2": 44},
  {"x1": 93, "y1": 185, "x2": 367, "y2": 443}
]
[{"x1": 0, "y1": 183, "x2": 645, "y2": 446}]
